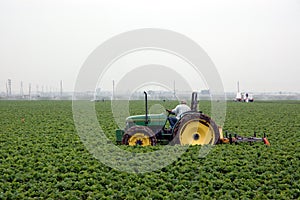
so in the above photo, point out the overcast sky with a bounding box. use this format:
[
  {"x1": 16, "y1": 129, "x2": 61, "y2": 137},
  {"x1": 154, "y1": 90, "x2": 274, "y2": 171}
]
[{"x1": 0, "y1": 0, "x2": 299, "y2": 94}]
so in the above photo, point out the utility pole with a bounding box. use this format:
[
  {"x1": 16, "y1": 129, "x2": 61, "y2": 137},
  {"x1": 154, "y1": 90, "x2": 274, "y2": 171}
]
[
  {"x1": 112, "y1": 80, "x2": 115, "y2": 100},
  {"x1": 60, "y1": 80, "x2": 63, "y2": 97},
  {"x1": 173, "y1": 80, "x2": 176, "y2": 99},
  {"x1": 28, "y1": 83, "x2": 31, "y2": 99},
  {"x1": 6, "y1": 82, "x2": 8, "y2": 97},
  {"x1": 8, "y1": 79, "x2": 12, "y2": 96},
  {"x1": 20, "y1": 81, "x2": 23, "y2": 97}
]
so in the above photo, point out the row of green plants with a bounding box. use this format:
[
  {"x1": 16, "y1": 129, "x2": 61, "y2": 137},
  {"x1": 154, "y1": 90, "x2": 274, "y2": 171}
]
[{"x1": 0, "y1": 100, "x2": 299, "y2": 199}]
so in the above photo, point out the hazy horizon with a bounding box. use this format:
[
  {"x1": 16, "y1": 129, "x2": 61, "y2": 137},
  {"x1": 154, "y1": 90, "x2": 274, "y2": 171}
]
[{"x1": 1, "y1": 0, "x2": 300, "y2": 94}]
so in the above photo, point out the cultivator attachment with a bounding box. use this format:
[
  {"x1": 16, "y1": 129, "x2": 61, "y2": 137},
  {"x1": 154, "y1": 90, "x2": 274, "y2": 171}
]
[{"x1": 219, "y1": 131, "x2": 270, "y2": 146}]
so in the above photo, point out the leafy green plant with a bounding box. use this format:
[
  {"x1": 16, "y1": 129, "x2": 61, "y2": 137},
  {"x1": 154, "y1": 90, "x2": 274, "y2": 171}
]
[{"x1": 0, "y1": 100, "x2": 299, "y2": 199}]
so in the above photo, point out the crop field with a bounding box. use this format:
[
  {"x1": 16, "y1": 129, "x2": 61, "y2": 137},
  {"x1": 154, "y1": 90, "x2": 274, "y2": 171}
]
[{"x1": 0, "y1": 100, "x2": 300, "y2": 199}]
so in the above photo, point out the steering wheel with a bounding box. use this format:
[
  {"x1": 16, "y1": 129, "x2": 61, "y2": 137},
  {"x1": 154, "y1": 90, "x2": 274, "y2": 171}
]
[{"x1": 166, "y1": 109, "x2": 175, "y2": 116}]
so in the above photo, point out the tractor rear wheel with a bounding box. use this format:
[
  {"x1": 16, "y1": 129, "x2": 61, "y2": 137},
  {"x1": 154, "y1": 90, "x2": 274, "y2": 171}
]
[
  {"x1": 172, "y1": 113, "x2": 220, "y2": 145},
  {"x1": 122, "y1": 126, "x2": 157, "y2": 146}
]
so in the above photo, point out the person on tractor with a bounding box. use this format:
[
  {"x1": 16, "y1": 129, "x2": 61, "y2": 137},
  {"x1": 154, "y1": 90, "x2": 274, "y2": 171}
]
[{"x1": 166, "y1": 100, "x2": 191, "y2": 128}]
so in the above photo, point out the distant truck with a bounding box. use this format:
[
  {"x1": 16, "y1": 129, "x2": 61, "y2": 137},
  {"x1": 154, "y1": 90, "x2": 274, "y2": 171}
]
[
  {"x1": 235, "y1": 92, "x2": 254, "y2": 102},
  {"x1": 235, "y1": 81, "x2": 254, "y2": 102}
]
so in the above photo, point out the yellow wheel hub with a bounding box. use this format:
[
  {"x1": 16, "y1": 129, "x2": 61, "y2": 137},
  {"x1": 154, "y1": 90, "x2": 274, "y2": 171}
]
[
  {"x1": 128, "y1": 133, "x2": 151, "y2": 146},
  {"x1": 179, "y1": 120, "x2": 215, "y2": 145}
]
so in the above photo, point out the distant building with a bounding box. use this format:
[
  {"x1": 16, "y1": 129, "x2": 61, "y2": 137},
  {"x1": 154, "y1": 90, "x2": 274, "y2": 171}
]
[{"x1": 200, "y1": 89, "x2": 210, "y2": 95}]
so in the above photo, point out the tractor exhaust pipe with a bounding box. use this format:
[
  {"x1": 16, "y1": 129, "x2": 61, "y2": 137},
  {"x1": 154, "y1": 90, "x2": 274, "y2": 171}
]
[
  {"x1": 191, "y1": 92, "x2": 198, "y2": 112},
  {"x1": 144, "y1": 91, "x2": 149, "y2": 125}
]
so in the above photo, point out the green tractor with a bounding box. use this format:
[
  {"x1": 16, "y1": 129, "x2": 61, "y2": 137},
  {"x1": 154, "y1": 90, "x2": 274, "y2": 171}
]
[
  {"x1": 116, "y1": 91, "x2": 221, "y2": 146},
  {"x1": 116, "y1": 91, "x2": 270, "y2": 146}
]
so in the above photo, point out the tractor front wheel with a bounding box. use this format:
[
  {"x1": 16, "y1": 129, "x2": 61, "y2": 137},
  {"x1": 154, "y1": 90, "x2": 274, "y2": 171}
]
[{"x1": 122, "y1": 126, "x2": 157, "y2": 146}]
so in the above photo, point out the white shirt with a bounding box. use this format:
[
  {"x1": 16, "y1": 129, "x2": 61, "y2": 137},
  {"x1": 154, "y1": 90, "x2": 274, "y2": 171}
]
[{"x1": 172, "y1": 104, "x2": 191, "y2": 119}]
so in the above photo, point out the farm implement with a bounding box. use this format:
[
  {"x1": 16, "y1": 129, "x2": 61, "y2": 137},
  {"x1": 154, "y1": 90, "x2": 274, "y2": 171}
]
[{"x1": 116, "y1": 92, "x2": 270, "y2": 146}]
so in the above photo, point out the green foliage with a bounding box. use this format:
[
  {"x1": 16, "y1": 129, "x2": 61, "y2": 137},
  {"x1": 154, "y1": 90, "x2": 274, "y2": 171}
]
[{"x1": 0, "y1": 100, "x2": 299, "y2": 199}]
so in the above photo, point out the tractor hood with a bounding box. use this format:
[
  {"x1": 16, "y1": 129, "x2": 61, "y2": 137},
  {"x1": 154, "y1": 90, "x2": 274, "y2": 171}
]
[{"x1": 126, "y1": 113, "x2": 167, "y2": 127}]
